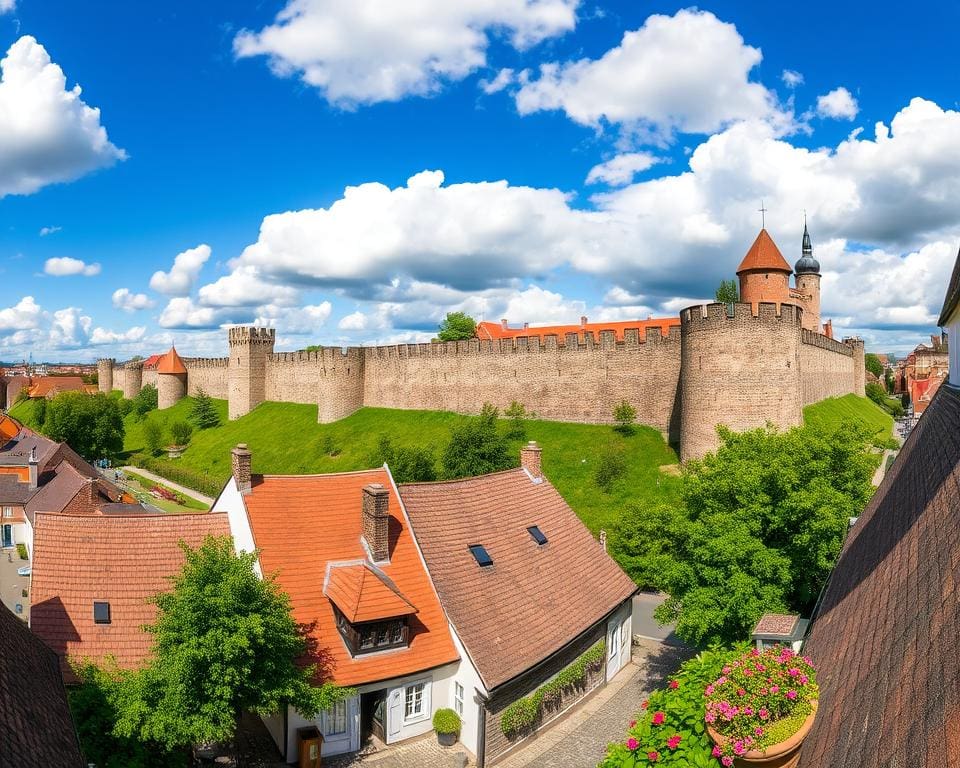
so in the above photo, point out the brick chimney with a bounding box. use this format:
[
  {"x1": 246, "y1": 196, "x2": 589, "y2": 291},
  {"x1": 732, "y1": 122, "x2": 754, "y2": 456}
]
[
  {"x1": 231, "y1": 444, "x2": 252, "y2": 496},
  {"x1": 500, "y1": 318, "x2": 508, "y2": 330},
  {"x1": 28, "y1": 445, "x2": 38, "y2": 489},
  {"x1": 580, "y1": 315, "x2": 588, "y2": 327},
  {"x1": 362, "y1": 483, "x2": 390, "y2": 563},
  {"x1": 86, "y1": 477, "x2": 99, "y2": 509},
  {"x1": 521, "y1": 441, "x2": 542, "y2": 480}
]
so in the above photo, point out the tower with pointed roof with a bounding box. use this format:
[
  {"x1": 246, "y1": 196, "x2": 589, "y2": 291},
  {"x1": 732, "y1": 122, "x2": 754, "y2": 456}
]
[
  {"x1": 736, "y1": 228, "x2": 794, "y2": 309},
  {"x1": 794, "y1": 220, "x2": 822, "y2": 333},
  {"x1": 156, "y1": 346, "x2": 188, "y2": 409}
]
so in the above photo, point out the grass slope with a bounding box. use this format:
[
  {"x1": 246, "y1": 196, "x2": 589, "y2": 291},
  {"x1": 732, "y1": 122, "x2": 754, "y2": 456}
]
[
  {"x1": 802, "y1": 394, "x2": 894, "y2": 441},
  {"x1": 127, "y1": 399, "x2": 681, "y2": 534},
  {"x1": 8, "y1": 398, "x2": 40, "y2": 428}
]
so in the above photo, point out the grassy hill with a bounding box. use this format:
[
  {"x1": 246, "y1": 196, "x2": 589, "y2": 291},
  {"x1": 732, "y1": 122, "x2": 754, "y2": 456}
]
[
  {"x1": 122, "y1": 398, "x2": 682, "y2": 535},
  {"x1": 803, "y1": 393, "x2": 894, "y2": 443}
]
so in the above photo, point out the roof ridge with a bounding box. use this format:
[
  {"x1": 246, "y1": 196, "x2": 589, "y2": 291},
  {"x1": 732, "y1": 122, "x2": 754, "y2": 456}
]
[
  {"x1": 257, "y1": 468, "x2": 387, "y2": 480},
  {"x1": 399, "y1": 466, "x2": 527, "y2": 488}
]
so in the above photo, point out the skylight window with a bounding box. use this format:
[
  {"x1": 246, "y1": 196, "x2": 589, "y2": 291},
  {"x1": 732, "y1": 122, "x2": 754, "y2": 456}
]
[
  {"x1": 93, "y1": 601, "x2": 111, "y2": 625},
  {"x1": 468, "y1": 544, "x2": 493, "y2": 567},
  {"x1": 527, "y1": 526, "x2": 548, "y2": 545}
]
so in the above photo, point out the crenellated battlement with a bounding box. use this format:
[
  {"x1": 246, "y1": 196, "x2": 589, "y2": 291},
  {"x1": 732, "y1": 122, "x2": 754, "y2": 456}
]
[
  {"x1": 228, "y1": 326, "x2": 276, "y2": 346},
  {"x1": 183, "y1": 357, "x2": 230, "y2": 369},
  {"x1": 680, "y1": 301, "x2": 803, "y2": 328},
  {"x1": 801, "y1": 329, "x2": 854, "y2": 357},
  {"x1": 123, "y1": 360, "x2": 144, "y2": 370},
  {"x1": 269, "y1": 347, "x2": 365, "y2": 364}
]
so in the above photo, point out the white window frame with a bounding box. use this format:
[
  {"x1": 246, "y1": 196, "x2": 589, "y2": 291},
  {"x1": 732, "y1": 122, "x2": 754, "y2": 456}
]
[
  {"x1": 404, "y1": 680, "x2": 427, "y2": 722},
  {"x1": 322, "y1": 699, "x2": 348, "y2": 737},
  {"x1": 454, "y1": 681, "x2": 464, "y2": 716},
  {"x1": 2, "y1": 507, "x2": 11, "y2": 518}
]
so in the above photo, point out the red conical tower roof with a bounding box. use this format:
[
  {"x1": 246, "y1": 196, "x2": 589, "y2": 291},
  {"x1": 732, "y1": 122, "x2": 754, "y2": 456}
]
[
  {"x1": 155, "y1": 346, "x2": 187, "y2": 375},
  {"x1": 736, "y1": 229, "x2": 792, "y2": 274}
]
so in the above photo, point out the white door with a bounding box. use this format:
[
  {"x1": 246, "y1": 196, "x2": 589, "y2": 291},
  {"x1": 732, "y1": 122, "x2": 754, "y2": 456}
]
[
  {"x1": 387, "y1": 688, "x2": 402, "y2": 743},
  {"x1": 607, "y1": 618, "x2": 623, "y2": 680}
]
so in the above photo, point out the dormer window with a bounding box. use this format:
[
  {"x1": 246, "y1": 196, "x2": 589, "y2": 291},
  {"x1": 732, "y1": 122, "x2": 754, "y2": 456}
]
[{"x1": 334, "y1": 607, "x2": 409, "y2": 656}]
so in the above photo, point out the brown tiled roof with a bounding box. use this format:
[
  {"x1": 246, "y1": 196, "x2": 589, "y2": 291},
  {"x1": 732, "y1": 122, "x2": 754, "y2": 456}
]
[
  {"x1": 476, "y1": 317, "x2": 680, "y2": 343},
  {"x1": 0, "y1": 602, "x2": 84, "y2": 767},
  {"x1": 30, "y1": 511, "x2": 230, "y2": 680},
  {"x1": 25, "y1": 376, "x2": 86, "y2": 399},
  {"x1": 324, "y1": 563, "x2": 418, "y2": 623},
  {"x1": 399, "y1": 469, "x2": 638, "y2": 690},
  {"x1": 241, "y1": 469, "x2": 458, "y2": 687},
  {"x1": 736, "y1": 229, "x2": 792, "y2": 274},
  {"x1": 155, "y1": 346, "x2": 187, "y2": 375},
  {"x1": 939, "y1": 244, "x2": 960, "y2": 326},
  {"x1": 799, "y1": 384, "x2": 960, "y2": 767},
  {"x1": 753, "y1": 613, "x2": 799, "y2": 637}
]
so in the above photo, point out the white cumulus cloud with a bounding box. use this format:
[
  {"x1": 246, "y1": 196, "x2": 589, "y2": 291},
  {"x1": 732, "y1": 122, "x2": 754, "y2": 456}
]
[
  {"x1": 112, "y1": 288, "x2": 155, "y2": 312},
  {"x1": 44, "y1": 256, "x2": 101, "y2": 277},
  {"x1": 0, "y1": 1, "x2": 15, "y2": 13},
  {"x1": 0, "y1": 36, "x2": 125, "y2": 197},
  {"x1": 479, "y1": 68, "x2": 516, "y2": 94},
  {"x1": 515, "y1": 9, "x2": 782, "y2": 139},
  {"x1": 0, "y1": 296, "x2": 43, "y2": 330},
  {"x1": 781, "y1": 70, "x2": 804, "y2": 88},
  {"x1": 816, "y1": 87, "x2": 859, "y2": 120},
  {"x1": 586, "y1": 152, "x2": 660, "y2": 185},
  {"x1": 39, "y1": 225, "x2": 62, "y2": 236},
  {"x1": 149, "y1": 244, "x2": 211, "y2": 296},
  {"x1": 234, "y1": 0, "x2": 579, "y2": 106}
]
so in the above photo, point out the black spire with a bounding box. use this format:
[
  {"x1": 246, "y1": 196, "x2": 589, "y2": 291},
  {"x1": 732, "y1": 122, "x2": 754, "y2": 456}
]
[
  {"x1": 802, "y1": 220, "x2": 812, "y2": 255},
  {"x1": 795, "y1": 216, "x2": 820, "y2": 275}
]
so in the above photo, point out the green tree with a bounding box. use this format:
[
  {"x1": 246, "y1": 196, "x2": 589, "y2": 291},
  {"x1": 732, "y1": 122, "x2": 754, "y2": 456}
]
[
  {"x1": 594, "y1": 443, "x2": 627, "y2": 492},
  {"x1": 132, "y1": 384, "x2": 158, "y2": 418},
  {"x1": 614, "y1": 420, "x2": 877, "y2": 646},
  {"x1": 613, "y1": 400, "x2": 637, "y2": 435},
  {"x1": 190, "y1": 388, "x2": 220, "y2": 429},
  {"x1": 374, "y1": 435, "x2": 437, "y2": 483},
  {"x1": 33, "y1": 397, "x2": 47, "y2": 428},
  {"x1": 715, "y1": 279, "x2": 739, "y2": 303},
  {"x1": 43, "y1": 391, "x2": 124, "y2": 460},
  {"x1": 142, "y1": 420, "x2": 164, "y2": 456},
  {"x1": 113, "y1": 537, "x2": 348, "y2": 750},
  {"x1": 864, "y1": 352, "x2": 884, "y2": 380},
  {"x1": 441, "y1": 403, "x2": 514, "y2": 479},
  {"x1": 437, "y1": 312, "x2": 477, "y2": 342},
  {"x1": 168, "y1": 420, "x2": 193, "y2": 447},
  {"x1": 504, "y1": 401, "x2": 529, "y2": 441}
]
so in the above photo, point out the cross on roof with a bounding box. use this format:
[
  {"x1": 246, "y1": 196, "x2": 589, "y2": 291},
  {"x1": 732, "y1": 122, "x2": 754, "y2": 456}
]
[{"x1": 758, "y1": 200, "x2": 768, "y2": 228}]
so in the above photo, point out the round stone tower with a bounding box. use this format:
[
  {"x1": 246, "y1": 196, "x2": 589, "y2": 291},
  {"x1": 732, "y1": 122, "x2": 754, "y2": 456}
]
[
  {"x1": 737, "y1": 229, "x2": 793, "y2": 309},
  {"x1": 679, "y1": 301, "x2": 803, "y2": 461},
  {"x1": 122, "y1": 360, "x2": 143, "y2": 400},
  {"x1": 155, "y1": 346, "x2": 188, "y2": 409},
  {"x1": 97, "y1": 358, "x2": 114, "y2": 394},
  {"x1": 794, "y1": 221, "x2": 822, "y2": 333}
]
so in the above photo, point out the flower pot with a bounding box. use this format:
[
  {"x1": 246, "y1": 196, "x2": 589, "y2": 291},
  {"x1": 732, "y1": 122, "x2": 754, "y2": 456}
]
[
  {"x1": 437, "y1": 731, "x2": 458, "y2": 747},
  {"x1": 707, "y1": 701, "x2": 817, "y2": 768}
]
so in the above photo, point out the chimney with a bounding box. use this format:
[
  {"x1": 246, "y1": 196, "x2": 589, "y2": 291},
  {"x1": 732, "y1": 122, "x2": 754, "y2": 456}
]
[
  {"x1": 28, "y1": 446, "x2": 38, "y2": 489},
  {"x1": 523, "y1": 322, "x2": 529, "y2": 330},
  {"x1": 231, "y1": 444, "x2": 252, "y2": 496},
  {"x1": 362, "y1": 483, "x2": 390, "y2": 563},
  {"x1": 521, "y1": 441, "x2": 542, "y2": 480},
  {"x1": 86, "y1": 477, "x2": 99, "y2": 509},
  {"x1": 580, "y1": 315, "x2": 588, "y2": 328},
  {"x1": 500, "y1": 318, "x2": 508, "y2": 330}
]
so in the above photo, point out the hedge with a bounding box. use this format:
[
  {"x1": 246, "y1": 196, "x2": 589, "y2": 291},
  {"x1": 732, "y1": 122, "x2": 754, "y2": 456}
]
[{"x1": 132, "y1": 453, "x2": 226, "y2": 499}]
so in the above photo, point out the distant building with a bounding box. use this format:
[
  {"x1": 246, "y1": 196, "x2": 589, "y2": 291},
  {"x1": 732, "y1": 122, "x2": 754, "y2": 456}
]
[{"x1": 894, "y1": 333, "x2": 949, "y2": 419}]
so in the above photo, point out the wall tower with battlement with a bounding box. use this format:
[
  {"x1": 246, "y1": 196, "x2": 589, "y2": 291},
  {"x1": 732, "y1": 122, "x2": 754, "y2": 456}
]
[
  {"x1": 121, "y1": 361, "x2": 143, "y2": 400},
  {"x1": 97, "y1": 359, "x2": 114, "y2": 394},
  {"x1": 228, "y1": 327, "x2": 275, "y2": 420}
]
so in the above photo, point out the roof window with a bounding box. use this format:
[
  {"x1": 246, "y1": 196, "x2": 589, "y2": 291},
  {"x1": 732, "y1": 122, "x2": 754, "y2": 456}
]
[
  {"x1": 527, "y1": 525, "x2": 548, "y2": 545},
  {"x1": 468, "y1": 544, "x2": 493, "y2": 567},
  {"x1": 93, "y1": 601, "x2": 111, "y2": 625}
]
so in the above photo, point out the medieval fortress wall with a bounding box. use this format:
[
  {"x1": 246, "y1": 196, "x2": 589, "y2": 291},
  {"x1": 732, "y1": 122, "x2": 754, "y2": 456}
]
[{"x1": 97, "y1": 301, "x2": 864, "y2": 460}]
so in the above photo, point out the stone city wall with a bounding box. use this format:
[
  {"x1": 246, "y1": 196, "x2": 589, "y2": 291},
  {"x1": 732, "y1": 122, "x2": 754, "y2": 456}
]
[
  {"x1": 184, "y1": 358, "x2": 230, "y2": 400},
  {"x1": 799, "y1": 330, "x2": 856, "y2": 406}
]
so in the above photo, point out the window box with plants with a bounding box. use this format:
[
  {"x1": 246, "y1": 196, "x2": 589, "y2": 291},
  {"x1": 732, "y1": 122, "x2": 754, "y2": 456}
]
[{"x1": 433, "y1": 708, "x2": 461, "y2": 747}]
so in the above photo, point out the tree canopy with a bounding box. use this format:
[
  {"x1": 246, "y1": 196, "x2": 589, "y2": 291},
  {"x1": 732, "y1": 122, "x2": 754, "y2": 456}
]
[
  {"x1": 132, "y1": 384, "x2": 158, "y2": 417},
  {"x1": 441, "y1": 403, "x2": 514, "y2": 479},
  {"x1": 864, "y1": 352, "x2": 885, "y2": 380},
  {"x1": 715, "y1": 279, "x2": 739, "y2": 303},
  {"x1": 190, "y1": 388, "x2": 220, "y2": 429},
  {"x1": 112, "y1": 537, "x2": 348, "y2": 749},
  {"x1": 614, "y1": 420, "x2": 878, "y2": 646},
  {"x1": 437, "y1": 311, "x2": 477, "y2": 341},
  {"x1": 43, "y1": 391, "x2": 125, "y2": 460}
]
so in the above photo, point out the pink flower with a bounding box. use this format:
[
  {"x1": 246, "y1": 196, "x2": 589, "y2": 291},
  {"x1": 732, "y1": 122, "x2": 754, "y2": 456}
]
[
  {"x1": 769, "y1": 685, "x2": 779, "y2": 694},
  {"x1": 629, "y1": 720, "x2": 636, "y2": 728},
  {"x1": 641, "y1": 700, "x2": 649, "y2": 710},
  {"x1": 786, "y1": 690, "x2": 798, "y2": 700},
  {"x1": 626, "y1": 737, "x2": 638, "y2": 750},
  {"x1": 722, "y1": 757, "x2": 733, "y2": 767},
  {"x1": 759, "y1": 708, "x2": 770, "y2": 720},
  {"x1": 799, "y1": 674, "x2": 809, "y2": 685},
  {"x1": 667, "y1": 735, "x2": 681, "y2": 750},
  {"x1": 647, "y1": 751, "x2": 659, "y2": 762},
  {"x1": 712, "y1": 745, "x2": 722, "y2": 758},
  {"x1": 705, "y1": 712, "x2": 716, "y2": 723},
  {"x1": 736, "y1": 688, "x2": 746, "y2": 697},
  {"x1": 788, "y1": 667, "x2": 800, "y2": 677},
  {"x1": 733, "y1": 741, "x2": 745, "y2": 755},
  {"x1": 669, "y1": 680, "x2": 679, "y2": 689},
  {"x1": 705, "y1": 684, "x2": 715, "y2": 695},
  {"x1": 652, "y1": 711, "x2": 665, "y2": 726}
]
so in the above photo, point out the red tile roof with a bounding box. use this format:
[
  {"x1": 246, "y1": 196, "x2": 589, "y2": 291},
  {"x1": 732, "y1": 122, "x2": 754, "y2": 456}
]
[
  {"x1": 476, "y1": 317, "x2": 679, "y2": 343},
  {"x1": 155, "y1": 346, "x2": 187, "y2": 375},
  {"x1": 25, "y1": 376, "x2": 86, "y2": 399},
  {"x1": 799, "y1": 384, "x2": 960, "y2": 767},
  {"x1": 324, "y1": 563, "x2": 418, "y2": 623},
  {"x1": 399, "y1": 469, "x2": 638, "y2": 690},
  {"x1": 736, "y1": 229, "x2": 792, "y2": 274},
  {"x1": 30, "y1": 511, "x2": 230, "y2": 680},
  {"x1": 0, "y1": 603, "x2": 84, "y2": 767},
  {"x1": 141, "y1": 354, "x2": 162, "y2": 369},
  {"x1": 0, "y1": 414, "x2": 18, "y2": 445},
  {"x1": 241, "y1": 469, "x2": 458, "y2": 687}
]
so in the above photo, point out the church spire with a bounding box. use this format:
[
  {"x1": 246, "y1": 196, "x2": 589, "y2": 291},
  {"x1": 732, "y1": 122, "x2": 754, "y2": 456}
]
[
  {"x1": 795, "y1": 216, "x2": 820, "y2": 275},
  {"x1": 802, "y1": 216, "x2": 812, "y2": 255}
]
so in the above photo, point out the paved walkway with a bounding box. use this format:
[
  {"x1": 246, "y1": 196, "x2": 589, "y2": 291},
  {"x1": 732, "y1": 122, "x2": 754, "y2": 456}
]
[
  {"x1": 0, "y1": 546, "x2": 30, "y2": 621},
  {"x1": 119, "y1": 466, "x2": 214, "y2": 507}
]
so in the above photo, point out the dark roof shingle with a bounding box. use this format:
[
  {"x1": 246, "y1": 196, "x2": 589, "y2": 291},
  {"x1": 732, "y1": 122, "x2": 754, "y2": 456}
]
[
  {"x1": 400, "y1": 469, "x2": 637, "y2": 690},
  {"x1": 939, "y1": 244, "x2": 960, "y2": 326}
]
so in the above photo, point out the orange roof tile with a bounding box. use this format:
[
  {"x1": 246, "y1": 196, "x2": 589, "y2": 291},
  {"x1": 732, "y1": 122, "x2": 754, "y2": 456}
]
[
  {"x1": 476, "y1": 317, "x2": 679, "y2": 343},
  {"x1": 325, "y1": 563, "x2": 418, "y2": 623},
  {"x1": 736, "y1": 229, "x2": 792, "y2": 274},
  {"x1": 23, "y1": 377, "x2": 86, "y2": 399},
  {"x1": 155, "y1": 346, "x2": 187, "y2": 375},
  {"x1": 140, "y1": 354, "x2": 163, "y2": 369},
  {"x1": 30, "y1": 511, "x2": 230, "y2": 680},
  {"x1": 0, "y1": 414, "x2": 19, "y2": 445},
  {"x1": 242, "y1": 469, "x2": 458, "y2": 687}
]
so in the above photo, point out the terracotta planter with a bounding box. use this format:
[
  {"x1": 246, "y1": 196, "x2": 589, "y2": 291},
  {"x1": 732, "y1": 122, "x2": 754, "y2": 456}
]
[{"x1": 707, "y1": 701, "x2": 817, "y2": 768}]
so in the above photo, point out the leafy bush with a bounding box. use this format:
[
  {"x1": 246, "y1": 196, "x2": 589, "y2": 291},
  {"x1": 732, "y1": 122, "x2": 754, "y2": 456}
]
[
  {"x1": 613, "y1": 401, "x2": 637, "y2": 435},
  {"x1": 321, "y1": 434, "x2": 340, "y2": 457},
  {"x1": 168, "y1": 420, "x2": 193, "y2": 447},
  {"x1": 432, "y1": 708, "x2": 461, "y2": 735},
  {"x1": 373, "y1": 435, "x2": 437, "y2": 482},
  {"x1": 705, "y1": 646, "x2": 818, "y2": 761},
  {"x1": 594, "y1": 443, "x2": 627, "y2": 492},
  {"x1": 600, "y1": 646, "x2": 743, "y2": 768},
  {"x1": 33, "y1": 398, "x2": 47, "y2": 428},
  {"x1": 441, "y1": 403, "x2": 514, "y2": 479},
  {"x1": 142, "y1": 421, "x2": 164, "y2": 456},
  {"x1": 16, "y1": 543, "x2": 28, "y2": 560},
  {"x1": 132, "y1": 384, "x2": 158, "y2": 418},
  {"x1": 501, "y1": 641, "x2": 605, "y2": 737},
  {"x1": 504, "y1": 401, "x2": 529, "y2": 441},
  {"x1": 190, "y1": 388, "x2": 220, "y2": 429},
  {"x1": 44, "y1": 392, "x2": 124, "y2": 461}
]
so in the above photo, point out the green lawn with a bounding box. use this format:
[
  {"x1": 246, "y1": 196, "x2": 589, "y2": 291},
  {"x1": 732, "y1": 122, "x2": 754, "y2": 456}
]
[
  {"x1": 802, "y1": 394, "x2": 894, "y2": 442},
  {"x1": 125, "y1": 399, "x2": 682, "y2": 535},
  {"x1": 120, "y1": 470, "x2": 207, "y2": 513},
  {"x1": 8, "y1": 398, "x2": 40, "y2": 428}
]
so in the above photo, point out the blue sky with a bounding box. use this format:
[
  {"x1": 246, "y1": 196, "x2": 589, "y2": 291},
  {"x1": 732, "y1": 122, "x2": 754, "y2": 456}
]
[{"x1": 2, "y1": 0, "x2": 960, "y2": 361}]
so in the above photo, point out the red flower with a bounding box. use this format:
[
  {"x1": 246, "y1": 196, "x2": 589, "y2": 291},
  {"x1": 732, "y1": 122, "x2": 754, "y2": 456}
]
[
  {"x1": 641, "y1": 700, "x2": 649, "y2": 709},
  {"x1": 666, "y1": 735, "x2": 682, "y2": 750},
  {"x1": 669, "y1": 680, "x2": 679, "y2": 689},
  {"x1": 651, "y1": 711, "x2": 666, "y2": 725},
  {"x1": 647, "y1": 751, "x2": 659, "y2": 762}
]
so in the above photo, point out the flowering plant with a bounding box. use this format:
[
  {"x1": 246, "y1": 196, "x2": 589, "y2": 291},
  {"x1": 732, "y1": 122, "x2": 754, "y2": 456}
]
[{"x1": 704, "y1": 645, "x2": 818, "y2": 764}]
